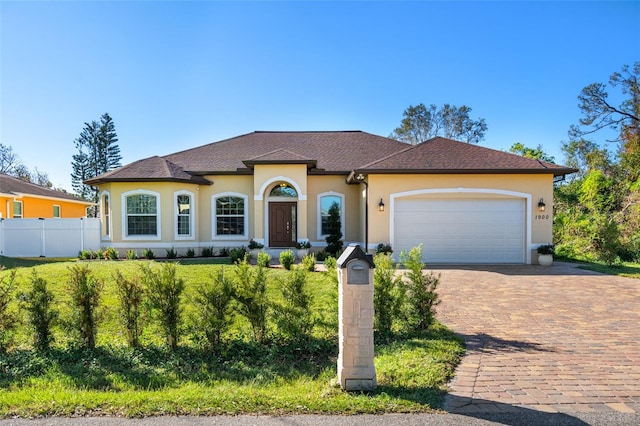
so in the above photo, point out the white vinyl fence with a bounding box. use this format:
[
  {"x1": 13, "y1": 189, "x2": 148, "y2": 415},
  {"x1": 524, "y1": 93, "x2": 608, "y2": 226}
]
[{"x1": 0, "y1": 218, "x2": 101, "y2": 258}]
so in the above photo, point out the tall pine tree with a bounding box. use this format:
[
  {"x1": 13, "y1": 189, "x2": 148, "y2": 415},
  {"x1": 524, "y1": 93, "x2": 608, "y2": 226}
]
[{"x1": 71, "y1": 113, "x2": 122, "y2": 216}]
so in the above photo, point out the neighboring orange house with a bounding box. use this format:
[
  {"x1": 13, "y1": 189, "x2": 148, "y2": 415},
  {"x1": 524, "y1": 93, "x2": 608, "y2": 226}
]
[{"x1": 0, "y1": 173, "x2": 93, "y2": 219}]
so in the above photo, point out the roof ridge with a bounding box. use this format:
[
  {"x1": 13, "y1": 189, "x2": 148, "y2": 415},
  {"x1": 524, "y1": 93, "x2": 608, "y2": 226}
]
[{"x1": 356, "y1": 142, "x2": 418, "y2": 169}]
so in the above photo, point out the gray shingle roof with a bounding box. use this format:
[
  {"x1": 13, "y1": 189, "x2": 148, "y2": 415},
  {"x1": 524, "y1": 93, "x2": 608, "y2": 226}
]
[
  {"x1": 0, "y1": 173, "x2": 92, "y2": 203},
  {"x1": 85, "y1": 131, "x2": 576, "y2": 185}
]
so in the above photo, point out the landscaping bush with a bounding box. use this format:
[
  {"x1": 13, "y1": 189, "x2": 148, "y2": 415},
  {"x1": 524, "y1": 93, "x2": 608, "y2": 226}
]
[
  {"x1": 0, "y1": 269, "x2": 18, "y2": 353},
  {"x1": 302, "y1": 253, "x2": 316, "y2": 272},
  {"x1": 373, "y1": 253, "x2": 403, "y2": 336},
  {"x1": 257, "y1": 250, "x2": 272, "y2": 268},
  {"x1": 274, "y1": 267, "x2": 315, "y2": 341},
  {"x1": 400, "y1": 244, "x2": 440, "y2": 331},
  {"x1": 103, "y1": 247, "x2": 119, "y2": 260},
  {"x1": 166, "y1": 247, "x2": 178, "y2": 259},
  {"x1": 233, "y1": 258, "x2": 269, "y2": 343},
  {"x1": 201, "y1": 247, "x2": 214, "y2": 257},
  {"x1": 141, "y1": 262, "x2": 185, "y2": 350},
  {"x1": 19, "y1": 270, "x2": 58, "y2": 351},
  {"x1": 113, "y1": 270, "x2": 145, "y2": 348},
  {"x1": 229, "y1": 247, "x2": 248, "y2": 264},
  {"x1": 67, "y1": 264, "x2": 103, "y2": 350},
  {"x1": 279, "y1": 249, "x2": 295, "y2": 270},
  {"x1": 126, "y1": 249, "x2": 138, "y2": 260},
  {"x1": 218, "y1": 247, "x2": 229, "y2": 257},
  {"x1": 192, "y1": 266, "x2": 235, "y2": 348},
  {"x1": 186, "y1": 248, "x2": 195, "y2": 258},
  {"x1": 375, "y1": 243, "x2": 393, "y2": 255},
  {"x1": 142, "y1": 248, "x2": 155, "y2": 260}
]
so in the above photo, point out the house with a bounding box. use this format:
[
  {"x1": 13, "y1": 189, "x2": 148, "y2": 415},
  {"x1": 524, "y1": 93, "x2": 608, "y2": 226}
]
[
  {"x1": 84, "y1": 131, "x2": 575, "y2": 264},
  {"x1": 0, "y1": 173, "x2": 93, "y2": 219}
]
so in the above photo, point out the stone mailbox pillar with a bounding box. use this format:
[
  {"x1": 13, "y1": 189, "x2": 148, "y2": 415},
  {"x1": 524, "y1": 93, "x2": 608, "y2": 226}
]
[{"x1": 336, "y1": 244, "x2": 377, "y2": 391}]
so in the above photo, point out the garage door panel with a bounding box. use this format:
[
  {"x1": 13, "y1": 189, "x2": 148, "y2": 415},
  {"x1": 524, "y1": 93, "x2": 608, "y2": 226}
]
[{"x1": 395, "y1": 198, "x2": 525, "y2": 264}]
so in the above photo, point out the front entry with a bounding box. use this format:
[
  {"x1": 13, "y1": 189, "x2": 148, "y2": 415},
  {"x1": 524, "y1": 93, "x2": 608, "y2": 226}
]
[{"x1": 269, "y1": 202, "x2": 297, "y2": 247}]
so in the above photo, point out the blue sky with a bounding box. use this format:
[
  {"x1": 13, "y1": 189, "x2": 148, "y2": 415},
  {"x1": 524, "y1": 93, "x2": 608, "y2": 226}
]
[{"x1": 1, "y1": 1, "x2": 639, "y2": 192}]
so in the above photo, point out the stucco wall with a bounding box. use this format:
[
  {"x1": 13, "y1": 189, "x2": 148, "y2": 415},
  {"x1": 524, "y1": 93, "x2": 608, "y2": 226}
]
[
  {"x1": 0, "y1": 196, "x2": 90, "y2": 219},
  {"x1": 367, "y1": 173, "x2": 554, "y2": 251}
]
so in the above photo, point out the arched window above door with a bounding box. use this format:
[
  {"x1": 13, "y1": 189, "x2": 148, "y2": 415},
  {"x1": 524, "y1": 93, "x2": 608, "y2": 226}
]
[{"x1": 269, "y1": 183, "x2": 297, "y2": 198}]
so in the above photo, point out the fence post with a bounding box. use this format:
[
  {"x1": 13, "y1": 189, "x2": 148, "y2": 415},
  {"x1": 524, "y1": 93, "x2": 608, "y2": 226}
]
[
  {"x1": 0, "y1": 218, "x2": 4, "y2": 256},
  {"x1": 39, "y1": 217, "x2": 46, "y2": 257}
]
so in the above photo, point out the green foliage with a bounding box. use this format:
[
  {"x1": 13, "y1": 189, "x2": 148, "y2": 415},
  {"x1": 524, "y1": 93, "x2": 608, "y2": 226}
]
[
  {"x1": 229, "y1": 247, "x2": 247, "y2": 264},
  {"x1": 373, "y1": 253, "x2": 404, "y2": 335},
  {"x1": 141, "y1": 263, "x2": 185, "y2": 351},
  {"x1": 279, "y1": 249, "x2": 295, "y2": 270},
  {"x1": 201, "y1": 247, "x2": 214, "y2": 257},
  {"x1": 301, "y1": 253, "x2": 316, "y2": 272},
  {"x1": 536, "y1": 244, "x2": 555, "y2": 255},
  {"x1": 295, "y1": 240, "x2": 311, "y2": 249},
  {"x1": 125, "y1": 250, "x2": 138, "y2": 260},
  {"x1": 19, "y1": 271, "x2": 58, "y2": 351},
  {"x1": 592, "y1": 214, "x2": 622, "y2": 266},
  {"x1": 185, "y1": 248, "x2": 195, "y2": 258},
  {"x1": 192, "y1": 267, "x2": 235, "y2": 349},
  {"x1": 103, "y1": 247, "x2": 119, "y2": 260},
  {"x1": 400, "y1": 245, "x2": 440, "y2": 331},
  {"x1": 67, "y1": 264, "x2": 103, "y2": 350},
  {"x1": 248, "y1": 239, "x2": 263, "y2": 250},
  {"x1": 509, "y1": 142, "x2": 555, "y2": 163},
  {"x1": 0, "y1": 269, "x2": 18, "y2": 353},
  {"x1": 218, "y1": 247, "x2": 229, "y2": 257},
  {"x1": 233, "y1": 258, "x2": 269, "y2": 343},
  {"x1": 165, "y1": 247, "x2": 177, "y2": 259},
  {"x1": 579, "y1": 170, "x2": 617, "y2": 213},
  {"x1": 142, "y1": 249, "x2": 155, "y2": 260},
  {"x1": 256, "y1": 251, "x2": 272, "y2": 268},
  {"x1": 274, "y1": 267, "x2": 315, "y2": 341},
  {"x1": 324, "y1": 202, "x2": 343, "y2": 257},
  {"x1": 113, "y1": 270, "x2": 145, "y2": 348},
  {"x1": 375, "y1": 243, "x2": 393, "y2": 255},
  {"x1": 391, "y1": 103, "x2": 487, "y2": 145}
]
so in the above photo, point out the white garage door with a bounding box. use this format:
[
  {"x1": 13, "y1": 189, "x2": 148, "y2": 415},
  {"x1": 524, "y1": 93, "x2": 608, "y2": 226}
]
[{"x1": 394, "y1": 198, "x2": 525, "y2": 264}]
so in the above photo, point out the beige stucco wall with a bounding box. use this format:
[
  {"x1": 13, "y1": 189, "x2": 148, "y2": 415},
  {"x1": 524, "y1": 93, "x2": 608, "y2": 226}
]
[
  {"x1": 367, "y1": 173, "x2": 554, "y2": 256},
  {"x1": 95, "y1": 171, "x2": 555, "y2": 263}
]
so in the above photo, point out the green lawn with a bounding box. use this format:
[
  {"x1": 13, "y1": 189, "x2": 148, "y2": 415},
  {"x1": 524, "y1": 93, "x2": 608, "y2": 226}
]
[
  {"x1": 0, "y1": 258, "x2": 464, "y2": 418},
  {"x1": 577, "y1": 261, "x2": 640, "y2": 279}
]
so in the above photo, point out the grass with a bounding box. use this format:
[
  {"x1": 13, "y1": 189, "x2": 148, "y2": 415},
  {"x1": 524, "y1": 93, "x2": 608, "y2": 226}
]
[
  {"x1": 0, "y1": 258, "x2": 464, "y2": 418},
  {"x1": 577, "y1": 261, "x2": 640, "y2": 279}
]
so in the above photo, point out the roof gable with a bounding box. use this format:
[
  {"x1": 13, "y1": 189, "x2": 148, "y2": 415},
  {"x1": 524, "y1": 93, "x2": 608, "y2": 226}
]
[{"x1": 0, "y1": 173, "x2": 91, "y2": 203}]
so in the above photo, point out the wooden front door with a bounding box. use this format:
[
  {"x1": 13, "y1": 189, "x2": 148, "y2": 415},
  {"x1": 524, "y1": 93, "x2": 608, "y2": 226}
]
[{"x1": 269, "y1": 202, "x2": 297, "y2": 247}]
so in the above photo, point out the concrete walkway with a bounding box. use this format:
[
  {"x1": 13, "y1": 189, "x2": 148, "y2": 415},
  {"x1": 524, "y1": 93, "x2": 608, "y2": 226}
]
[{"x1": 434, "y1": 262, "x2": 640, "y2": 416}]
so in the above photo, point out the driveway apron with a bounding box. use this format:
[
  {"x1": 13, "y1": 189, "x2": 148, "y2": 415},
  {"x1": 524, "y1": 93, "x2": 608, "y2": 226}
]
[{"x1": 435, "y1": 262, "x2": 640, "y2": 415}]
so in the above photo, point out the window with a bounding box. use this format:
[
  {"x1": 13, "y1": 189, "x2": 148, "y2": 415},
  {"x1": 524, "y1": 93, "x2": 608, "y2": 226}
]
[
  {"x1": 213, "y1": 193, "x2": 247, "y2": 238},
  {"x1": 318, "y1": 192, "x2": 345, "y2": 239},
  {"x1": 102, "y1": 193, "x2": 110, "y2": 239},
  {"x1": 12, "y1": 201, "x2": 23, "y2": 218},
  {"x1": 175, "y1": 191, "x2": 194, "y2": 239},
  {"x1": 122, "y1": 191, "x2": 160, "y2": 239},
  {"x1": 269, "y1": 184, "x2": 297, "y2": 197},
  {"x1": 53, "y1": 205, "x2": 61, "y2": 218}
]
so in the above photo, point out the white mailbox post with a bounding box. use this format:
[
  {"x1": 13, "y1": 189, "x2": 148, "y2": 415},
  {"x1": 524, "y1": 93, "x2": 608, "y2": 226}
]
[{"x1": 336, "y1": 244, "x2": 377, "y2": 391}]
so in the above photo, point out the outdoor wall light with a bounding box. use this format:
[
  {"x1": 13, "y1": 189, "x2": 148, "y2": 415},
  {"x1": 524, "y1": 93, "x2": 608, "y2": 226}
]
[
  {"x1": 378, "y1": 198, "x2": 385, "y2": 212},
  {"x1": 538, "y1": 198, "x2": 546, "y2": 212}
]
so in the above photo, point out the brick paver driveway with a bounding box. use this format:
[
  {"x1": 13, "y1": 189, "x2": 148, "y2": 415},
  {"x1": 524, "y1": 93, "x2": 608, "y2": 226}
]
[{"x1": 435, "y1": 262, "x2": 640, "y2": 415}]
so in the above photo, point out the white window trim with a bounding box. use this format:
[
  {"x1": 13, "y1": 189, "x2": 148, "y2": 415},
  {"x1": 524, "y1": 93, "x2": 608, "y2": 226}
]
[
  {"x1": 174, "y1": 190, "x2": 195, "y2": 240},
  {"x1": 121, "y1": 189, "x2": 161, "y2": 241},
  {"x1": 317, "y1": 191, "x2": 345, "y2": 240},
  {"x1": 212, "y1": 192, "x2": 248, "y2": 240},
  {"x1": 100, "y1": 190, "x2": 111, "y2": 241},
  {"x1": 12, "y1": 200, "x2": 23, "y2": 218},
  {"x1": 53, "y1": 204, "x2": 61, "y2": 218}
]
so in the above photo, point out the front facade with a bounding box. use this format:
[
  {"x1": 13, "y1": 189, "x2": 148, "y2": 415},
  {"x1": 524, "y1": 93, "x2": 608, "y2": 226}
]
[
  {"x1": 0, "y1": 173, "x2": 93, "y2": 219},
  {"x1": 86, "y1": 131, "x2": 575, "y2": 264}
]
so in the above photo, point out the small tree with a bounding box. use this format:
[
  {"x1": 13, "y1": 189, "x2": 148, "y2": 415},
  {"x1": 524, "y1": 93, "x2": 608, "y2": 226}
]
[
  {"x1": 142, "y1": 262, "x2": 185, "y2": 350},
  {"x1": 325, "y1": 202, "x2": 343, "y2": 257},
  {"x1": 20, "y1": 271, "x2": 58, "y2": 351},
  {"x1": 67, "y1": 264, "x2": 103, "y2": 349},
  {"x1": 114, "y1": 270, "x2": 145, "y2": 348},
  {"x1": 193, "y1": 267, "x2": 235, "y2": 349},
  {"x1": 373, "y1": 253, "x2": 404, "y2": 336},
  {"x1": 274, "y1": 267, "x2": 315, "y2": 341},
  {"x1": 0, "y1": 269, "x2": 18, "y2": 353},
  {"x1": 233, "y1": 256, "x2": 269, "y2": 343},
  {"x1": 400, "y1": 245, "x2": 440, "y2": 331}
]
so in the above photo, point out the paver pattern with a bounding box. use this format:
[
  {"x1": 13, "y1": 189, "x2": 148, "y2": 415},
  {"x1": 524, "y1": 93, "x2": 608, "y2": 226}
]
[{"x1": 435, "y1": 262, "x2": 640, "y2": 415}]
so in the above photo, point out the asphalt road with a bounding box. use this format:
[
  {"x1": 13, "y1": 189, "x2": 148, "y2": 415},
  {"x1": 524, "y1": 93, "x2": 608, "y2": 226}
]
[{"x1": 1, "y1": 413, "x2": 639, "y2": 426}]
